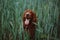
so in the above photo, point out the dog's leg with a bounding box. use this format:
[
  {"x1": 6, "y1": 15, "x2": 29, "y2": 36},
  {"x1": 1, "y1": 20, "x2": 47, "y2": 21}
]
[{"x1": 29, "y1": 29, "x2": 35, "y2": 40}]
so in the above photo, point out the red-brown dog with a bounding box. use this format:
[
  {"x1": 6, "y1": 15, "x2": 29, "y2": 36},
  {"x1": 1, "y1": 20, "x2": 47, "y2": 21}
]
[{"x1": 23, "y1": 9, "x2": 37, "y2": 40}]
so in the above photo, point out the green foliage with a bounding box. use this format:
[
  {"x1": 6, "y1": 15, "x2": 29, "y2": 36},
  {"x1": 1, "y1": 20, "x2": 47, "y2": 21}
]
[{"x1": 0, "y1": 0, "x2": 59, "y2": 40}]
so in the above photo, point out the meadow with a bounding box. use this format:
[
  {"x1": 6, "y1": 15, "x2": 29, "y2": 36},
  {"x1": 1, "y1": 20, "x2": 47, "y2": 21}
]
[{"x1": 0, "y1": 0, "x2": 60, "y2": 40}]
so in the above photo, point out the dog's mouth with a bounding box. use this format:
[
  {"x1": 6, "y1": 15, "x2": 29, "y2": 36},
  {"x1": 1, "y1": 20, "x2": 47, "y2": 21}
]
[
  {"x1": 25, "y1": 19, "x2": 30, "y2": 25},
  {"x1": 24, "y1": 18, "x2": 37, "y2": 26}
]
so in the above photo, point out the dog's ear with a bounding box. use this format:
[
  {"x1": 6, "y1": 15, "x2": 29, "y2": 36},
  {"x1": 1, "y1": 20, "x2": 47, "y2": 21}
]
[{"x1": 32, "y1": 12, "x2": 37, "y2": 22}]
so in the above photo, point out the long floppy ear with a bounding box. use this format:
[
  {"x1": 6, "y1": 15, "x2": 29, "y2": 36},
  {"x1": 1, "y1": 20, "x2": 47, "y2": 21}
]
[
  {"x1": 32, "y1": 12, "x2": 37, "y2": 22},
  {"x1": 23, "y1": 13, "x2": 25, "y2": 21},
  {"x1": 32, "y1": 12, "x2": 37, "y2": 26}
]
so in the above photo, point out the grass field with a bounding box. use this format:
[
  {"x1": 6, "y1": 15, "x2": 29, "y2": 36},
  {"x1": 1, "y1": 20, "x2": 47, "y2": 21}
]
[{"x1": 0, "y1": 0, "x2": 60, "y2": 40}]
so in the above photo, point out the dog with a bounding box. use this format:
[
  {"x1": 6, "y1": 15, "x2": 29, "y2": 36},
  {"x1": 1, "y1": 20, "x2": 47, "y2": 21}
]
[{"x1": 23, "y1": 9, "x2": 37, "y2": 40}]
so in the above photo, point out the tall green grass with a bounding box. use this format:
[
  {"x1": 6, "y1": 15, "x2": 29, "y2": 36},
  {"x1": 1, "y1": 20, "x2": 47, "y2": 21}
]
[{"x1": 0, "y1": 0, "x2": 59, "y2": 40}]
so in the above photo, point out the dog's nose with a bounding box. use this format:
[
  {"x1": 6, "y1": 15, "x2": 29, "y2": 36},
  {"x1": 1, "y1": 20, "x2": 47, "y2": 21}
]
[{"x1": 26, "y1": 14, "x2": 29, "y2": 17}]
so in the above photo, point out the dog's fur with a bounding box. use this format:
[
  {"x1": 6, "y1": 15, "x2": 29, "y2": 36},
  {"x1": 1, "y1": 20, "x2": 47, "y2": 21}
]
[{"x1": 23, "y1": 9, "x2": 37, "y2": 40}]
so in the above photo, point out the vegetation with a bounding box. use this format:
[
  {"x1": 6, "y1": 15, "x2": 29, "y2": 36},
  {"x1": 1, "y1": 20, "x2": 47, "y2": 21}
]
[{"x1": 0, "y1": 0, "x2": 60, "y2": 40}]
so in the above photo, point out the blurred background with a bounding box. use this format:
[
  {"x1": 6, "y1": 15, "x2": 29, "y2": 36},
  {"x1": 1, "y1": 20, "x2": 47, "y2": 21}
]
[{"x1": 0, "y1": 0, "x2": 60, "y2": 40}]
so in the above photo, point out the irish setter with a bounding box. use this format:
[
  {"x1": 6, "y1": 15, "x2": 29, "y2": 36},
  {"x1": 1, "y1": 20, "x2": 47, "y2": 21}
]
[{"x1": 23, "y1": 9, "x2": 37, "y2": 40}]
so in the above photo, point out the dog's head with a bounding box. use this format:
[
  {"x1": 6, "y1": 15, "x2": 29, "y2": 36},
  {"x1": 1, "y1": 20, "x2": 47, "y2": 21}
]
[
  {"x1": 24, "y1": 9, "x2": 33, "y2": 19},
  {"x1": 23, "y1": 9, "x2": 37, "y2": 25}
]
